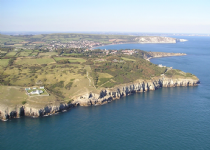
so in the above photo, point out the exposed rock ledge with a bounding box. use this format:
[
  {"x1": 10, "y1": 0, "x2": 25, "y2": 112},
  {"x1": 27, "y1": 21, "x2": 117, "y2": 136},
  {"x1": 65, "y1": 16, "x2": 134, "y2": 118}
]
[{"x1": 0, "y1": 77, "x2": 199, "y2": 121}]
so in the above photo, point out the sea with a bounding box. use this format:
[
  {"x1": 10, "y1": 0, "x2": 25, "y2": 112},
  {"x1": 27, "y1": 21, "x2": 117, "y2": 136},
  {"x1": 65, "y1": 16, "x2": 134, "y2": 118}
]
[{"x1": 0, "y1": 36, "x2": 210, "y2": 150}]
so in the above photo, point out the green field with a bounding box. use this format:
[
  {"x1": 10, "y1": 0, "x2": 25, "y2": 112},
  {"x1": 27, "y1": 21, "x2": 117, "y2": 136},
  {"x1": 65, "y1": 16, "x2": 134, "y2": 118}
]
[
  {"x1": 0, "y1": 66, "x2": 4, "y2": 74},
  {"x1": 5, "y1": 52, "x2": 17, "y2": 57},
  {"x1": 62, "y1": 53, "x2": 82, "y2": 56},
  {"x1": 121, "y1": 57, "x2": 136, "y2": 61},
  {"x1": 0, "y1": 59, "x2": 9, "y2": 67},
  {"x1": 29, "y1": 52, "x2": 38, "y2": 56},
  {"x1": 18, "y1": 52, "x2": 31, "y2": 57},
  {"x1": 54, "y1": 57, "x2": 86, "y2": 63},
  {"x1": 38, "y1": 52, "x2": 58, "y2": 56},
  {"x1": 15, "y1": 57, "x2": 55, "y2": 65},
  {"x1": 0, "y1": 86, "x2": 28, "y2": 106}
]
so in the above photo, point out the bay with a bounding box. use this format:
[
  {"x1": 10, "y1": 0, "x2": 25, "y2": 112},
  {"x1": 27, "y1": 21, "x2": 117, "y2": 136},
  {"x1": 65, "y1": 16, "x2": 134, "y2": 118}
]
[{"x1": 1, "y1": 36, "x2": 210, "y2": 150}]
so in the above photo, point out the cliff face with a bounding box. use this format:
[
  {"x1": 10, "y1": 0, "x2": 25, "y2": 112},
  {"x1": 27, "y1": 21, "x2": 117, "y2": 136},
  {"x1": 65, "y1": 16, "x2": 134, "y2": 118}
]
[
  {"x1": 146, "y1": 52, "x2": 186, "y2": 58},
  {"x1": 0, "y1": 103, "x2": 76, "y2": 121},
  {"x1": 135, "y1": 36, "x2": 177, "y2": 43},
  {"x1": 143, "y1": 52, "x2": 186, "y2": 61},
  {"x1": 75, "y1": 77, "x2": 199, "y2": 106},
  {"x1": 0, "y1": 77, "x2": 199, "y2": 121}
]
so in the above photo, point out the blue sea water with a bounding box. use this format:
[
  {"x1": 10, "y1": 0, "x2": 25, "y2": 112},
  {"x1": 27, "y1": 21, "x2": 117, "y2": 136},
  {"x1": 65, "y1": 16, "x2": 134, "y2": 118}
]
[{"x1": 1, "y1": 36, "x2": 210, "y2": 150}]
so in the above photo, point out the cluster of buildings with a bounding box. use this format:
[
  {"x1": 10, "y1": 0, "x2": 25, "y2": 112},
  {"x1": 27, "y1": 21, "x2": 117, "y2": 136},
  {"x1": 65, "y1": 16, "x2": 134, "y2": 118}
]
[
  {"x1": 25, "y1": 86, "x2": 49, "y2": 96},
  {"x1": 45, "y1": 40, "x2": 102, "y2": 50},
  {"x1": 103, "y1": 49, "x2": 136, "y2": 55},
  {"x1": 121, "y1": 50, "x2": 136, "y2": 55}
]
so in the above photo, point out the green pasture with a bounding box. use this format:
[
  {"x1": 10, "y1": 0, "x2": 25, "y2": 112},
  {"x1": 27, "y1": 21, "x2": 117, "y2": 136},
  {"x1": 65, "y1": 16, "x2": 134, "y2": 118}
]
[
  {"x1": 54, "y1": 57, "x2": 86, "y2": 63},
  {"x1": 24, "y1": 49, "x2": 33, "y2": 52},
  {"x1": 18, "y1": 52, "x2": 31, "y2": 57},
  {"x1": 15, "y1": 57, "x2": 55, "y2": 65},
  {"x1": 5, "y1": 52, "x2": 17, "y2": 57},
  {"x1": 121, "y1": 57, "x2": 136, "y2": 61},
  {"x1": 0, "y1": 86, "x2": 28, "y2": 105},
  {"x1": 38, "y1": 52, "x2": 58, "y2": 56},
  {"x1": 29, "y1": 52, "x2": 38, "y2": 56},
  {"x1": 0, "y1": 59, "x2": 9, "y2": 67},
  {"x1": 0, "y1": 66, "x2": 4, "y2": 73}
]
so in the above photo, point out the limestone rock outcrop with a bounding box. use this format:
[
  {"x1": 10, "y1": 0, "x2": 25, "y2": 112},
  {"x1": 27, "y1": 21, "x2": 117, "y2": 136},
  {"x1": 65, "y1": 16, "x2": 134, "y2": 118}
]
[
  {"x1": 135, "y1": 36, "x2": 177, "y2": 43},
  {"x1": 74, "y1": 77, "x2": 199, "y2": 106},
  {"x1": 0, "y1": 77, "x2": 199, "y2": 121}
]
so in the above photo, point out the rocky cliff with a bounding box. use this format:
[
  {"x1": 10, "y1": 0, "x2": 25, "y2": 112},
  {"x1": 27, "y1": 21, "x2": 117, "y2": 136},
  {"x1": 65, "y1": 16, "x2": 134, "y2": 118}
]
[
  {"x1": 135, "y1": 36, "x2": 177, "y2": 43},
  {"x1": 0, "y1": 77, "x2": 199, "y2": 121},
  {"x1": 0, "y1": 103, "x2": 76, "y2": 121},
  {"x1": 144, "y1": 52, "x2": 187, "y2": 60},
  {"x1": 74, "y1": 77, "x2": 199, "y2": 106}
]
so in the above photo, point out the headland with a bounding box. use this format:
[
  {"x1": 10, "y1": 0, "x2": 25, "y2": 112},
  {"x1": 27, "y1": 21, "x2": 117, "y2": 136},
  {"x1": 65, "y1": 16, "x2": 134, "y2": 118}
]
[{"x1": 0, "y1": 33, "x2": 198, "y2": 121}]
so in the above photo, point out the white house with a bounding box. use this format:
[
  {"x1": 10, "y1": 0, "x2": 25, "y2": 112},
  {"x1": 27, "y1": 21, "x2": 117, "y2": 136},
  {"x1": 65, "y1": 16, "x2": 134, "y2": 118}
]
[{"x1": 30, "y1": 90, "x2": 40, "y2": 95}]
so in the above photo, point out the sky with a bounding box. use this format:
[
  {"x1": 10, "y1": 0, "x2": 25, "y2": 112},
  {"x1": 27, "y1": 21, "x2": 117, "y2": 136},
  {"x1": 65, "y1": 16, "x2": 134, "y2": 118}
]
[{"x1": 0, "y1": 0, "x2": 210, "y2": 33}]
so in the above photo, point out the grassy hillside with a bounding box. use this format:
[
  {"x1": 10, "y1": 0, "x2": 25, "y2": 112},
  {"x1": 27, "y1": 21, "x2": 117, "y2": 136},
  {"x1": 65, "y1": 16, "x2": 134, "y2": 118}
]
[{"x1": 0, "y1": 34, "x2": 196, "y2": 108}]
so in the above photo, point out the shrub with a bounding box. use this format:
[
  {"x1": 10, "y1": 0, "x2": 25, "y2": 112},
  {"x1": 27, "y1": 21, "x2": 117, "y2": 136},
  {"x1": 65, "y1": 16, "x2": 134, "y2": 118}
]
[
  {"x1": 65, "y1": 82, "x2": 73, "y2": 90},
  {"x1": 22, "y1": 101, "x2": 27, "y2": 105}
]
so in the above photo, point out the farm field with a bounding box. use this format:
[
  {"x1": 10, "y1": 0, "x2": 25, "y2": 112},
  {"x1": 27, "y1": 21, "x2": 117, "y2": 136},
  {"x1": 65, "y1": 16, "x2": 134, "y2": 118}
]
[
  {"x1": 29, "y1": 52, "x2": 38, "y2": 56},
  {"x1": 38, "y1": 52, "x2": 58, "y2": 56},
  {"x1": 5, "y1": 52, "x2": 17, "y2": 57},
  {"x1": 15, "y1": 57, "x2": 55, "y2": 65},
  {"x1": 0, "y1": 86, "x2": 28, "y2": 106},
  {"x1": 0, "y1": 67, "x2": 4, "y2": 74},
  {"x1": 0, "y1": 59, "x2": 9, "y2": 67},
  {"x1": 121, "y1": 57, "x2": 136, "y2": 61},
  {"x1": 54, "y1": 57, "x2": 86, "y2": 63},
  {"x1": 18, "y1": 52, "x2": 31, "y2": 57}
]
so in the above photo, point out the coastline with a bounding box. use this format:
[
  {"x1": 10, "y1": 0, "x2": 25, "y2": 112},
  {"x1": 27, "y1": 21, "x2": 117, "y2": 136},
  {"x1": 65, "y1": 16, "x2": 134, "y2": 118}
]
[
  {"x1": 90, "y1": 37, "x2": 184, "y2": 50},
  {"x1": 0, "y1": 75, "x2": 200, "y2": 121},
  {"x1": 90, "y1": 42, "x2": 136, "y2": 50},
  {"x1": 0, "y1": 39, "x2": 190, "y2": 121}
]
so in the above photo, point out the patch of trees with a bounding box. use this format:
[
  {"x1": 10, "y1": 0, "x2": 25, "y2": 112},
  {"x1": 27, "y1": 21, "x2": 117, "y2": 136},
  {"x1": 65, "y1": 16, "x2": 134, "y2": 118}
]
[
  {"x1": 0, "y1": 47, "x2": 14, "y2": 52},
  {"x1": 56, "y1": 48, "x2": 85, "y2": 55},
  {"x1": 45, "y1": 81, "x2": 65, "y2": 99},
  {"x1": 65, "y1": 82, "x2": 73, "y2": 90},
  {"x1": 8, "y1": 58, "x2": 16, "y2": 66},
  {"x1": 57, "y1": 59, "x2": 69, "y2": 64},
  {"x1": 0, "y1": 74, "x2": 11, "y2": 85},
  {"x1": 84, "y1": 59, "x2": 94, "y2": 65},
  {"x1": 45, "y1": 86, "x2": 65, "y2": 99},
  {"x1": 77, "y1": 69, "x2": 86, "y2": 76},
  {"x1": 0, "y1": 52, "x2": 6, "y2": 58},
  {"x1": 4, "y1": 42, "x2": 15, "y2": 45},
  {"x1": 91, "y1": 71, "x2": 99, "y2": 86},
  {"x1": 50, "y1": 81, "x2": 64, "y2": 88},
  {"x1": 90, "y1": 57, "x2": 167, "y2": 85},
  {"x1": 29, "y1": 66, "x2": 42, "y2": 73}
]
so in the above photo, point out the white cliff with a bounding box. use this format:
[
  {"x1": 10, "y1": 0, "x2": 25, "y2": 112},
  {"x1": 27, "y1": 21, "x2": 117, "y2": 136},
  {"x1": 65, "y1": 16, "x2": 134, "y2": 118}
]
[{"x1": 135, "y1": 36, "x2": 177, "y2": 43}]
